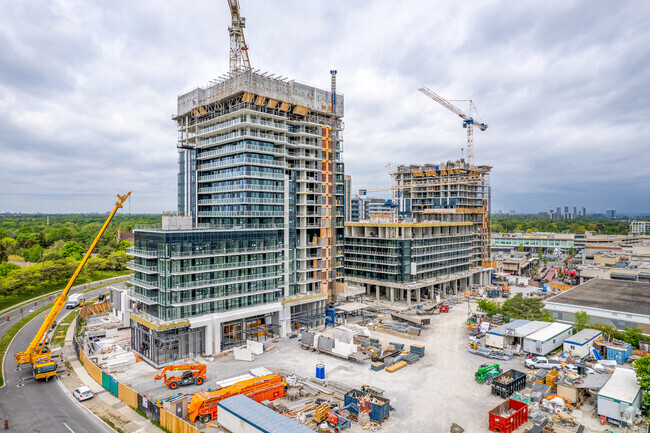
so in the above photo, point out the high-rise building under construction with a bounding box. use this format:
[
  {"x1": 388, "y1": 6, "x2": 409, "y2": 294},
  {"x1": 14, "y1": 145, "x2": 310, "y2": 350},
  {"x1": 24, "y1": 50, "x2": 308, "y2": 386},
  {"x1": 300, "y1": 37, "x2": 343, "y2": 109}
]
[
  {"x1": 344, "y1": 160, "x2": 494, "y2": 305},
  {"x1": 128, "y1": 64, "x2": 344, "y2": 362}
]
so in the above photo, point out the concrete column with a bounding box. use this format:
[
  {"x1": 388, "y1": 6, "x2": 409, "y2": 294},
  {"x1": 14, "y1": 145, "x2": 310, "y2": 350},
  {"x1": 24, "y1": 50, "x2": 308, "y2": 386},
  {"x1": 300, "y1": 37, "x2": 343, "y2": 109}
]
[
  {"x1": 390, "y1": 288, "x2": 394, "y2": 303},
  {"x1": 376, "y1": 285, "x2": 380, "y2": 300},
  {"x1": 407, "y1": 289, "x2": 412, "y2": 306},
  {"x1": 416, "y1": 288, "x2": 421, "y2": 304}
]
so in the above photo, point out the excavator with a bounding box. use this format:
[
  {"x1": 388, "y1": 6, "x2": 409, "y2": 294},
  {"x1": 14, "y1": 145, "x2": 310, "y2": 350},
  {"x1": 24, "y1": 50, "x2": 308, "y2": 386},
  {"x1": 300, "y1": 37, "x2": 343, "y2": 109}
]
[
  {"x1": 154, "y1": 364, "x2": 206, "y2": 389},
  {"x1": 14, "y1": 192, "x2": 131, "y2": 381}
]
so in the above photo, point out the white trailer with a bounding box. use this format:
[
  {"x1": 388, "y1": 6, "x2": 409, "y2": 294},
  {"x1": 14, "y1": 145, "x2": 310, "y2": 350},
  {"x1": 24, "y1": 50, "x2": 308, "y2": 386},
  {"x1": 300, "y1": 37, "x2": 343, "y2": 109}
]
[
  {"x1": 523, "y1": 322, "x2": 573, "y2": 355},
  {"x1": 597, "y1": 368, "x2": 642, "y2": 424},
  {"x1": 563, "y1": 328, "x2": 602, "y2": 357},
  {"x1": 66, "y1": 293, "x2": 85, "y2": 309}
]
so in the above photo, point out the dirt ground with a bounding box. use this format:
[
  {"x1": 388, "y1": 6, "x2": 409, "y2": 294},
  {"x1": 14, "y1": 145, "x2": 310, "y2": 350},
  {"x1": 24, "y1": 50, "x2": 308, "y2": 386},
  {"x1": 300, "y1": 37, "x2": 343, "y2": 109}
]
[{"x1": 119, "y1": 300, "x2": 616, "y2": 433}]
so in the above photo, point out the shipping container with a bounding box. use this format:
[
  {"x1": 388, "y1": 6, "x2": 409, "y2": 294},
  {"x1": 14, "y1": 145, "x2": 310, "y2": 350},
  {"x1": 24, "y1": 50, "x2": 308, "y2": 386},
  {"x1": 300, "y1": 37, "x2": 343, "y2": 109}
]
[
  {"x1": 344, "y1": 389, "x2": 390, "y2": 423},
  {"x1": 491, "y1": 369, "x2": 526, "y2": 399},
  {"x1": 488, "y1": 399, "x2": 528, "y2": 433},
  {"x1": 605, "y1": 342, "x2": 631, "y2": 364}
]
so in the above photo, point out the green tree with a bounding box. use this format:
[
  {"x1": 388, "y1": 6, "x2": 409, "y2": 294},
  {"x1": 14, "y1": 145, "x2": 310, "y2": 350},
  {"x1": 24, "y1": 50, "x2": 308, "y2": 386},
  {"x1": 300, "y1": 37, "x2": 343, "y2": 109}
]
[
  {"x1": 573, "y1": 311, "x2": 590, "y2": 332},
  {"x1": 117, "y1": 240, "x2": 132, "y2": 251},
  {"x1": 568, "y1": 247, "x2": 574, "y2": 256},
  {"x1": 517, "y1": 245, "x2": 524, "y2": 252},
  {"x1": 589, "y1": 323, "x2": 625, "y2": 341},
  {"x1": 622, "y1": 327, "x2": 643, "y2": 348},
  {"x1": 0, "y1": 242, "x2": 7, "y2": 263},
  {"x1": 60, "y1": 241, "x2": 84, "y2": 260},
  {"x1": 0, "y1": 262, "x2": 20, "y2": 276},
  {"x1": 477, "y1": 299, "x2": 500, "y2": 317},
  {"x1": 632, "y1": 356, "x2": 650, "y2": 410},
  {"x1": 501, "y1": 293, "x2": 548, "y2": 320}
]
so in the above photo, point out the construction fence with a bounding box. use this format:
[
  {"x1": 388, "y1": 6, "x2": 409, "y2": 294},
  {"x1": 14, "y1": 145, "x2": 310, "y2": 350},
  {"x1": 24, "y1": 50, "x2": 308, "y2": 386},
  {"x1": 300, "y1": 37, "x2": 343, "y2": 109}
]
[{"x1": 74, "y1": 319, "x2": 200, "y2": 433}]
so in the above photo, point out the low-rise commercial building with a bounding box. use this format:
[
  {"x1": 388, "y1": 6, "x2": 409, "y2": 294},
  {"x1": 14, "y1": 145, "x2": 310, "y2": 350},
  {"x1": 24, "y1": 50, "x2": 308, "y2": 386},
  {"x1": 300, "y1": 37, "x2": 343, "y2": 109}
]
[{"x1": 545, "y1": 279, "x2": 650, "y2": 334}]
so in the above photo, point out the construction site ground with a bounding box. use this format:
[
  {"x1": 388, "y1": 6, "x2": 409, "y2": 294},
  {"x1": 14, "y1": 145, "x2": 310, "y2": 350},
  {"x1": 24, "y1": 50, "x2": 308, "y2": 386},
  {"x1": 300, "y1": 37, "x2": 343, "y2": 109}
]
[{"x1": 112, "y1": 300, "x2": 610, "y2": 433}]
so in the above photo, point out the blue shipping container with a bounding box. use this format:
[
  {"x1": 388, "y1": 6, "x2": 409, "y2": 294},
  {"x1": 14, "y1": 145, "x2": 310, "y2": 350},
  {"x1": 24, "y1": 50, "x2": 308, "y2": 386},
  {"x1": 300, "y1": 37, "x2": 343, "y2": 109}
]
[
  {"x1": 606, "y1": 345, "x2": 631, "y2": 364},
  {"x1": 344, "y1": 389, "x2": 390, "y2": 423}
]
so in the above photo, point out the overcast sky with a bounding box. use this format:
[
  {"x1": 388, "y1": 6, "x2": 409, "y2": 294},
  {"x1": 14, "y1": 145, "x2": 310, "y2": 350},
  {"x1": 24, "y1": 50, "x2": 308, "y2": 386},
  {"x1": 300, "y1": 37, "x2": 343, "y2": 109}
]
[{"x1": 1, "y1": 1, "x2": 649, "y2": 215}]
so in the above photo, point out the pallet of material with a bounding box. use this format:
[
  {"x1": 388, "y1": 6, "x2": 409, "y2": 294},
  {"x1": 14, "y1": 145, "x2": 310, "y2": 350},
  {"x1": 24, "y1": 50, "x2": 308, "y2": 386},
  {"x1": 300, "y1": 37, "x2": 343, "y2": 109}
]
[
  {"x1": 402, "y1": 353, "x2": 421, "y2": 364},
  {"x1": 386, "y1": 361, "x2": 407, "y2": 373},
  {"x1": 371, "y1": 362, "x2": 385, "y2": 371},
  {"x1": 410, "y1": 344, "x2": 425, "y2": 357}
]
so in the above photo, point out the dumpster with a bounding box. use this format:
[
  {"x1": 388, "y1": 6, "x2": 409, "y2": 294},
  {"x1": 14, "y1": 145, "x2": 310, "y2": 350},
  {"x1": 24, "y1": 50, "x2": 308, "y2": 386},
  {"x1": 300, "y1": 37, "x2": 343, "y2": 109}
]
[
  {"x1": 492, "y1": 369, "x2": 526, "y2": 399},
  {"x1": 344, "y1": 389, "x2": 390, "y2": 423},
  {"x1": 488, "y1": 399, "x2": 528, "y2": 433}
]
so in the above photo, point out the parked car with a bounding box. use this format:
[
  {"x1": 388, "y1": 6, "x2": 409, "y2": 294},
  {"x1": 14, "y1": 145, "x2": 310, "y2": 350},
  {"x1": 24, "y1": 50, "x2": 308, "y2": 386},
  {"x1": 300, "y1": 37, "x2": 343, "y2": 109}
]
[
  {"x1": 524, "y1": 356, "x2": 562, "y2": 369},
  {"x1": 73, "y1": 386, "x2": 94, "y2": 401}
]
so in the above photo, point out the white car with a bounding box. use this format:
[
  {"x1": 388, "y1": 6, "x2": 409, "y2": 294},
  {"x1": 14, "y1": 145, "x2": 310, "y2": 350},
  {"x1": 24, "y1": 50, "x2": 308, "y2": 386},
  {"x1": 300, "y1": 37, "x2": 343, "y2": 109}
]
[{"x1": 73, "y1": 386, "x2": 94, "y2": 401}]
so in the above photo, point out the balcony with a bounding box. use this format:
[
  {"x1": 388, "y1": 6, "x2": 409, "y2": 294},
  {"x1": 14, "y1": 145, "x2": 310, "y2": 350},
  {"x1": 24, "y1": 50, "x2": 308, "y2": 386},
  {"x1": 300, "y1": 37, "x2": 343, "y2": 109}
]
[
  {"x1": 170, "y1": 271, "x2": 283, "y2": 291},
  {"x1": 170, "y1": 258, "x2": 283, "y2": 275},
  {"x1": 197, "y1": 197, "x2": 284, "y2": 206},
  {"x1": 127, "y1": 261, "x2": 159, "y2": 274},
  {"x1": 169, "y1": 245, "x2": 283, "y2": 259},
  {"x1": 126, "y1": 247, "x2": 158, "y2": 258},
  {"x1": 197, "y1": 157, "x2": 286, "y2": 171},
  {"x1": 198, "y1": 184, "x2": 285, "y2": 194},
  {"x1": 130, "y1": 291, "x2": 159, "y2": 305},
  {"x1": 198, "y1": 210, "x2": 285, "y2": 218},
  {"x1": 197, "y1": 143, "x2": 286, "y2": 160},
  {"x1": 169, "y1": 287, "x2": 281, "y2": 308},
  {"x1": 198, "y1": 171, "x2": 285, "y2": 182}
]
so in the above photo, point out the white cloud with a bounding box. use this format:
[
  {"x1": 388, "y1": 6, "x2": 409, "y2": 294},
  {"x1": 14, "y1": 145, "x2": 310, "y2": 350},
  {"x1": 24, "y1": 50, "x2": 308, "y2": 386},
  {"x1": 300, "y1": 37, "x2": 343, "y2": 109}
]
[{"x1": 0, "y1": 0, "x2": 649, "y2": 214}]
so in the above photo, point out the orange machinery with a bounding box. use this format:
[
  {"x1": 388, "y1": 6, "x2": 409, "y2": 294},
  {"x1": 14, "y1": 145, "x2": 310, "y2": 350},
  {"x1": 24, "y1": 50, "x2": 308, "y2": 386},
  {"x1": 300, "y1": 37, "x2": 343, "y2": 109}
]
[
  {"x1": 154, "y1": 364, "x2": 206, "y2": 390},
  {"x1": 189, "y1": 374, "x2": 286, "y2": 423}
]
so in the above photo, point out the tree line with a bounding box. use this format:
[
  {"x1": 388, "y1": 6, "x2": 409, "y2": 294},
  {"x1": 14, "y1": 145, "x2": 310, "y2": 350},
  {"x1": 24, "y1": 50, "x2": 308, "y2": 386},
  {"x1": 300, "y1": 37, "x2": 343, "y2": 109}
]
[
  {"x1": 491, "y1": 215, "x2": 634, "y2": 235},
  {"x1": 0, "y1": 214, "x2": 160, "y2": 301}
]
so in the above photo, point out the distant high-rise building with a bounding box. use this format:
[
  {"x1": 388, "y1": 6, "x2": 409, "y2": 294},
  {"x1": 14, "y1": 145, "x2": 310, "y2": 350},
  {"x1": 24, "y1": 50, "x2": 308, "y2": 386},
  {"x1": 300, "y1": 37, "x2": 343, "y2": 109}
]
[
  {"x1": 606, "y1": 209, "x2": 616, "y2": 219},
  {"x1": 580, "y1": 206, "x2": 586, "y2": 216},
  {"x1": 630, "y1": 221, "x2": 650, "y2": 235},
  {"x1": 556, "y1": 207, "x2": 561, "y2": 213},
  {"x1": 564, "y1": 206, "x2": 569, "y2": 213},
  {"x1": 350, "y1": 196, "x2": 361, "y2": 222},
  {"x1": 344, "y1": 175, "x2": 352, "y2": 221},
  {"x1": 573, "y1": 206, "x2": 577, "y2": 216}
]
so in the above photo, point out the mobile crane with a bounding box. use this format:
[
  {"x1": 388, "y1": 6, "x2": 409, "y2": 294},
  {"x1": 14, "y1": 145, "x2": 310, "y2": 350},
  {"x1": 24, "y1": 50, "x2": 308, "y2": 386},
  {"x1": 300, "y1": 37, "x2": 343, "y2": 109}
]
[
  {"x1": 14, "y1": 192, "x2": 132, "y2": 381},
  {"x1": 154, "y1": 364, "x2": 206, "y2": 389}
]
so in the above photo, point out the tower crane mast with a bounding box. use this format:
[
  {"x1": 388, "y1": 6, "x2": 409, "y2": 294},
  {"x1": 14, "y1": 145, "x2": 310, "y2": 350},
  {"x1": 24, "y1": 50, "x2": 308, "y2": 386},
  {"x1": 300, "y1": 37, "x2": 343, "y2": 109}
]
[
  {"x1": 418, "y1": 86, "x2": 487, "y2": 166},
  {"x1": 227, "y1": 0, "x2": 251, "y2": 73}
]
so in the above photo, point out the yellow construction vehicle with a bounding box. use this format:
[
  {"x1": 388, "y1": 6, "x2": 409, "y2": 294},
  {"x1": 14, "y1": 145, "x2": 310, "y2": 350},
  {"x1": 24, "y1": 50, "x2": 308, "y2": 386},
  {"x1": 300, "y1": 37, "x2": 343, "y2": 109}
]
[{"x1": 14, "y1": 192, "x2": 131, "y2": 381}]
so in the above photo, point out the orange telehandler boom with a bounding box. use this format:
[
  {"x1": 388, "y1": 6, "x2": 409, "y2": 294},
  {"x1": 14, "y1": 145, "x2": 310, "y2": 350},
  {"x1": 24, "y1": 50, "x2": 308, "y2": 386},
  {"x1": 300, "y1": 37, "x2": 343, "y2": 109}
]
[{"x1": 154, "y1": 364, "x2": 206, "y2": 389}]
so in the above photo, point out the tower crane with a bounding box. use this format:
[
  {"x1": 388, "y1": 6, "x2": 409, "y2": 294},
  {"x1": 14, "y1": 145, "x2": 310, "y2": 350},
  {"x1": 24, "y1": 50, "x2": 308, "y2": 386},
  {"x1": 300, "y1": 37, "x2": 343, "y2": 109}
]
[
  {"x1": 418, "y1": 86, "x2": 487, "y2": 166},
  {"x1": 14, "y1": 192, "x2": 131, "y2": 381},
  {"x1": 227, "y1": 0, "x2": 251, "y2": 73}
]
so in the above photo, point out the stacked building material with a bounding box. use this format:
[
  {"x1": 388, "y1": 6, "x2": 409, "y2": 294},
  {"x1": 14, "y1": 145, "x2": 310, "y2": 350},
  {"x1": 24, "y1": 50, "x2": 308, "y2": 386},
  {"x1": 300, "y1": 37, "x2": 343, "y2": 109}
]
[
  {"x1": 386, "y1": 361, "x2": 407, "y2": 373},
  {"x1": 410, "y1": 344, "x2": 425, "y2": 357},
  {"x1": 402, "y1": 353, "x2": 421, "y2": 364}
]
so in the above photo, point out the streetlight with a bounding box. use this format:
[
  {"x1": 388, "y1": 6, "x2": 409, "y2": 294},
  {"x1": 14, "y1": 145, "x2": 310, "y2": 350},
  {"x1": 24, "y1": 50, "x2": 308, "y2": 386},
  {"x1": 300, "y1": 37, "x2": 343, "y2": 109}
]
[{"x1": 40, "y1": 255, "x2": 54, "y2": 296}]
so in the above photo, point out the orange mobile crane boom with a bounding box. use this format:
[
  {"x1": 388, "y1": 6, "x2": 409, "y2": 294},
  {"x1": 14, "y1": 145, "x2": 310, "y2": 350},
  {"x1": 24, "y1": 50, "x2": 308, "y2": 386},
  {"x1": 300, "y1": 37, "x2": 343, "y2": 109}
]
[
  {"x1": 154, "y1": 364, "x2": 206, "y2": 389},
  {"x1": 14, "y1": 192, "x2": 131, "y2": 380}
]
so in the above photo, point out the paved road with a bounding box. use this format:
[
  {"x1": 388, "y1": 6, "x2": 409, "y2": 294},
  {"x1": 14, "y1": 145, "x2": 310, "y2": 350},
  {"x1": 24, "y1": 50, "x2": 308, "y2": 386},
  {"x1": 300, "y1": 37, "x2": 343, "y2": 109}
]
[
  {"x1": 0, "y1": 276, "x2": 127, "y2": 338},
  {"x1": 0, "y1": 286, "x2": 118, "y2": 433}
]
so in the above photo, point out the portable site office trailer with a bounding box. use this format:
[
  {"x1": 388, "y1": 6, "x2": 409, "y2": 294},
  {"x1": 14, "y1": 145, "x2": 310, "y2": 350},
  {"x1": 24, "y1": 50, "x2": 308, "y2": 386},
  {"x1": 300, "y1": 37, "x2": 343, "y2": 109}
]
[
  {"x1": 485, "y1": 320, "x2": 530, "y2": 350},
  {"x1": 523, "y1": 323, "x2": 573, "y2": 355},
  {"x1": 597, "y1": 368, "x2": 642, "y2": 424},
  {"x1": 563, "y1": 329, "x2": 602, "y2": 357}
]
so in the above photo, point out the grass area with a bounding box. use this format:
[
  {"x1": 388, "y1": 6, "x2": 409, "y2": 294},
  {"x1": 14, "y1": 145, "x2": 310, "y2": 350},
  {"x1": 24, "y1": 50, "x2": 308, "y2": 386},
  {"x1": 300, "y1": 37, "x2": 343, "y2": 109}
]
[
  {"x1": 99, "y1": 416, "x2": 126, "y2": 433},
  {"x1": 0, "y1": 271, "x2": 129, "y2": 313},
  {"x1": 51, "y1": 309, "x2": 79, "y2": 347},
  {"x1": 0, "y1": 302, "x2": 52, "y2": 387}
]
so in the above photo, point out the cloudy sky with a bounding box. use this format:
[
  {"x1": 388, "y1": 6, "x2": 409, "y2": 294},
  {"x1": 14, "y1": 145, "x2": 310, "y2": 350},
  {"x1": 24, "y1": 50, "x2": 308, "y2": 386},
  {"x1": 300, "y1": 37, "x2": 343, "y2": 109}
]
[{"x1": 1, "y1": 1, "x2": 649, "y2": 215}]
